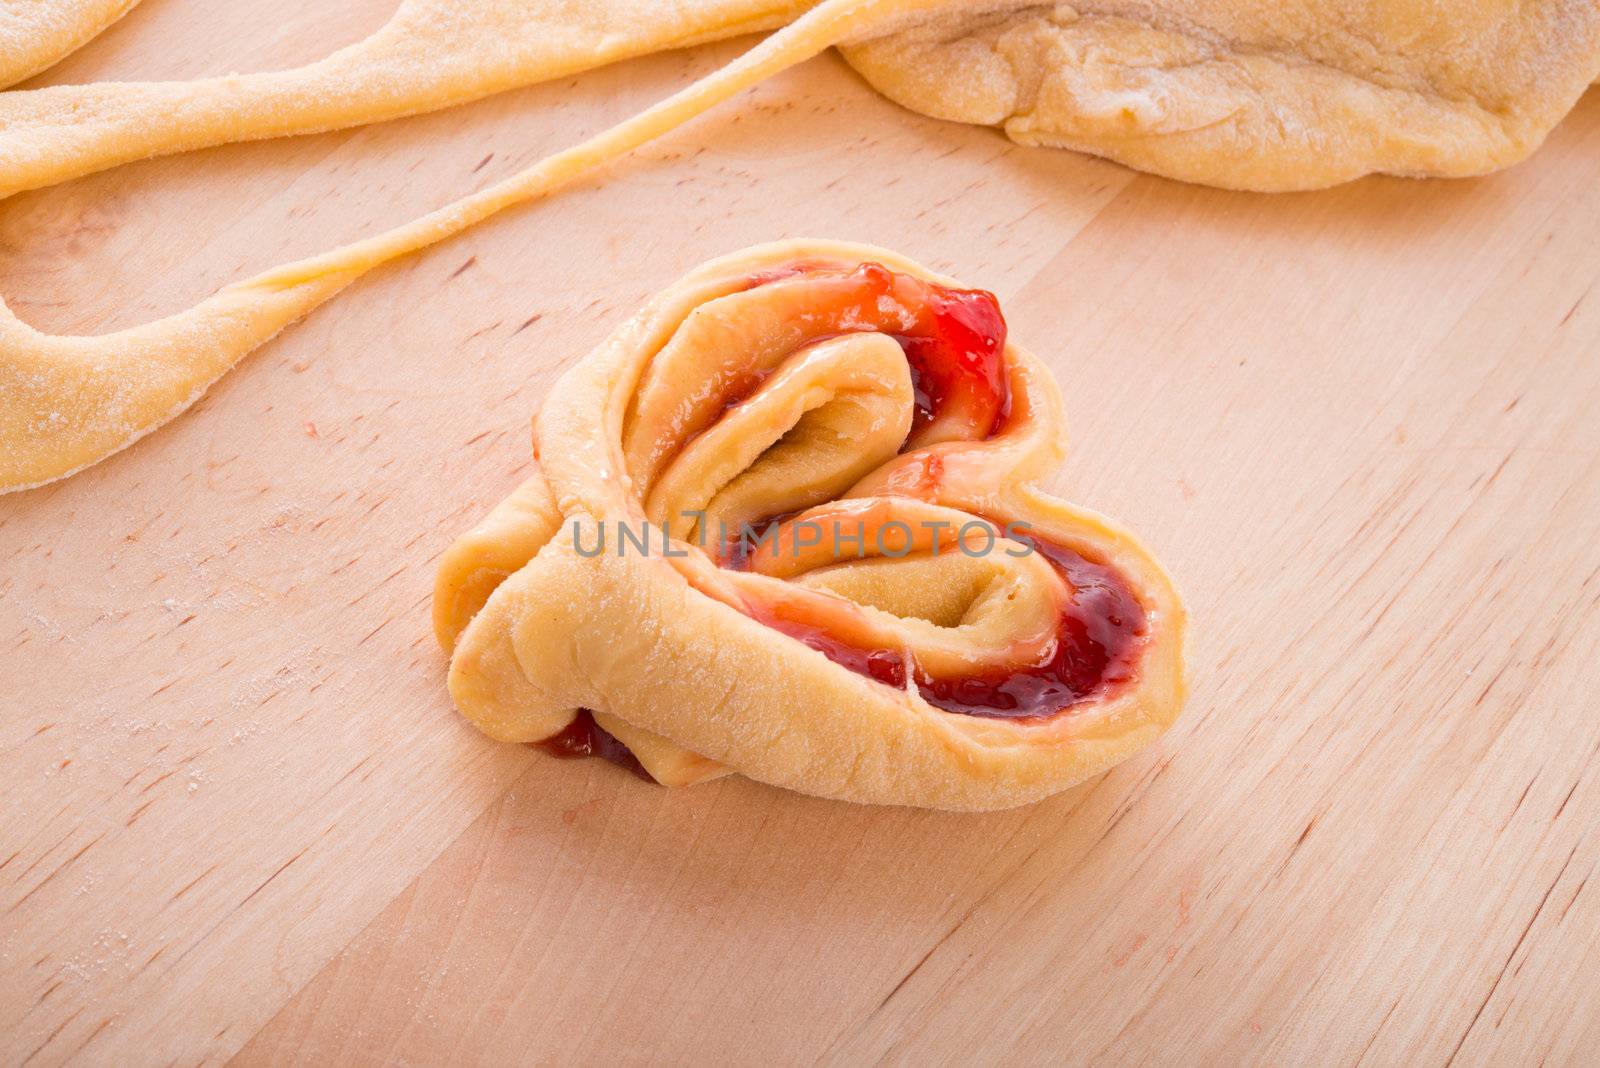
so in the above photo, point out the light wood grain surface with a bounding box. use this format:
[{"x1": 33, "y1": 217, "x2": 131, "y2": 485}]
[{"x1": 4, "y1": 1, "x2": 1599, "y2": 1064}]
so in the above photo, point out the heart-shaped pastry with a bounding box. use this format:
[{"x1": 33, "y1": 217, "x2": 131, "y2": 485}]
[{"x1": 434, "y1": 240, "x2": 1186, "y2": 810}]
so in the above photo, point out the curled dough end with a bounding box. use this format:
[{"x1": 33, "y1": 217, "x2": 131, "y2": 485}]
[{"x1": 0, "y1": 269, "x2": 357, "y2": 494}]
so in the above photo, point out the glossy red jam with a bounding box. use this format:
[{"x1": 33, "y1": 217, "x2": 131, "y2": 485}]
[
  {"x1": 745, "y1": 261, "x2": 1008, "y2": 437},
  {"x1": 717, "y1": 264, "x2": 1143, "y2": 717},
  {"x1": 743, "y1": 536, "x2": 1144, "y2": 721},
  {"x1": 745, "y1": 600, "x2": 910, "y2": 689},
  {"x1": 893, "y1": 274, "x2": 1007, "y2": 436},
  {"x1": 535, "y1": 709, "x2": 653, "y2": 782}
]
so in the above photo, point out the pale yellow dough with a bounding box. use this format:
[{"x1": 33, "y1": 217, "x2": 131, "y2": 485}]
[
  {"x1": 2, "y1": 0, "x2": 1598, "y2": 493},
  {"x1": 434, "y1": 240, "x2": 1187, "y2": 810},
  {"x1": 3, "y1": 0, "x2": 1595, "y2": 199},
  {"x1": 844, "y1": 2, "x2": 1600, "y2": 191},
  {"x1": 0, "y1": 0, "x2": 813, "y2": 200},
  {"x1": 0, "y1": 0, "x2": 928, "y2": 493},
  {"x1": 0, "y1": 0, "x2": 141, "y2": 89}
]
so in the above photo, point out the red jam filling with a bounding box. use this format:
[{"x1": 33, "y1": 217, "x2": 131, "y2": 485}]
[
  {"x1": 714, "y1": 264, "x2": 1144, "y2": 718},
  {"x1": 895, "y1": 275, "x2": 1007, "y2": 437},
  {"x1": 740, "y1": 534, "x2": 1144, "y2": 721},
  {"x1": 743, "y1": 262, "x2": 1008, "y2": 437},
  {"x1": 745, "y1": 599, "x2": 911, "y2": 689},
  {"x1": 536, "y1": 262, "x2": 1060, "y2": 775},
  {"x1": 535, "y1": 710, "x2": 654, "y2": 782},
  {"x1": 914, "y1": 538, "x2": 1144, "y2": 718}
]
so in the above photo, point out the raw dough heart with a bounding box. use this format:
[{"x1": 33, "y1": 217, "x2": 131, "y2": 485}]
[{"x1": 434, "y1": 240, "x2": 1187, "y2": 810}]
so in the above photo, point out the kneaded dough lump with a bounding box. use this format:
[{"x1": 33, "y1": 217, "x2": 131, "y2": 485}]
[{"x1": 844, "y1": 1, "x2": 1600, "y2": 190}]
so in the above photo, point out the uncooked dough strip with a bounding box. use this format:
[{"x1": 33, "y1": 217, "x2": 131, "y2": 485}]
[
  {"x1": 0, "y1": 0, "x2": 817, "y2": 200},
  {"x1": 0, "y1": 0, "x2": 940, "y2": 495},
  {"x1": 0, "y1": 0, "x2": 142, "y2": 89}
]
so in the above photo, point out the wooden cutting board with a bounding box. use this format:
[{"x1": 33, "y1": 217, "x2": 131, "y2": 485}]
[{"x1": 4, "y1": 1, "x2": 1598, "y2": 1064}]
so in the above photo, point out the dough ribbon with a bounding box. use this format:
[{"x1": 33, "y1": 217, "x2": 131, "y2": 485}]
[
  {"x1": 0, "y1": 0, "x2": 142, "y2": 89},
  {"x1": 0, "y1": 0, "x2": 937, "y2": 494}
]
